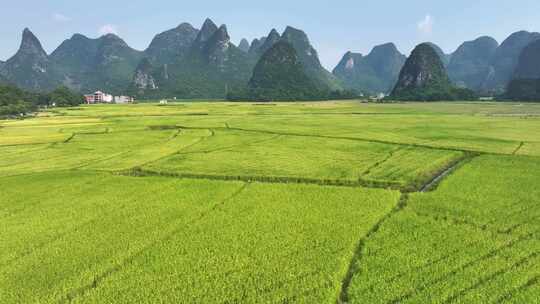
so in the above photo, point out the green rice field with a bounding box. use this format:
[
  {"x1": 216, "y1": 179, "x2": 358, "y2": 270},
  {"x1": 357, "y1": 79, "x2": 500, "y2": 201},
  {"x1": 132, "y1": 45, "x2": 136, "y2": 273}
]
[{"x1": 1, "y1": 101, "x2": 539, "y2": 303}]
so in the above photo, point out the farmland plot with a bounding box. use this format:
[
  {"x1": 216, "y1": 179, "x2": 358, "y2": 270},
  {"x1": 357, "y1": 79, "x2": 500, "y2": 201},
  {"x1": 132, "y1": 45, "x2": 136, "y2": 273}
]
[
  {"x1": 70, "y1": 183, "x2": 400, "y2": 303},
  {"x1": 0, "y1": 116, "x2": 105, "y2": 146},
  {"x1": 0, "y1": 171, "x2": 245, "y2": 303},
  {"x1": 0, "y1": 171, "x2": 399, "y2": 303},
  {"x1": 1, "y1": 101, "x2": 540, "y2": 303},
  {"x1": 145, "y1": 129, "x2": 465, "y2": 190},
  {"x1": 345, "y1": 155, "x2": 540, "y2": 303},
  {"x1": 0, "y1": 128, "x2": 211, "y2": 176}
]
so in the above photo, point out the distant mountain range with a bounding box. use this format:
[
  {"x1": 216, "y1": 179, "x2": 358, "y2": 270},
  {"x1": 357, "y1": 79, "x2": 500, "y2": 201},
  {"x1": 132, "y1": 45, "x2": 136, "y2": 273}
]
[
  {"x1": 51, "y1": 33, "x2": 143, "y2": 94},
  {"x1": 335, "y1": 31, "x2": 540, "y2": 96},
  {"x1": 0, "y1": 21, "x2": 539, "y2": 99},
  {"x1": 447, "y1": 36, "x2": 499, "y2": 91},
  {"x1": 0, "y1": 18, "x2": 343, "y2": 98},
  {"x1": 333, "y1": 43, "x2": 406, "y2": 94},
  {"x1": 483, "y1": 31, "x2": 540, "y2": 94},
  {"x1": 0, "y1": 29, "x2": 58, "y2": 91},
  {"x1": 131, "y1": 19, "x2": 256, "y2": 98}
]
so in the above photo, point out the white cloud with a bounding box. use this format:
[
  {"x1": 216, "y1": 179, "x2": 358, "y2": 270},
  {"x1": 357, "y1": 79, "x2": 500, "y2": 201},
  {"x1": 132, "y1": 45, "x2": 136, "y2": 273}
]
[
  {"x1": 98, "y1": 24, "x2": 118, "y2": 36},
  {"x1": 417, "y1": 14, "x2": 434, "y2": 36},
  {"x1": 53, "y1": 13, "x2": 71, "y2": 22}
]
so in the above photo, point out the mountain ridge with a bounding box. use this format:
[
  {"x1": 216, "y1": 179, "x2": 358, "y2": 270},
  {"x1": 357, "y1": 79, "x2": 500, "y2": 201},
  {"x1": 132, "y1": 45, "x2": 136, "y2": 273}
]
[
  {"x1": 506, "y1": 39, "x2": 540, "y2": 101},
  {"x1": 447, "y1": 36, "x2": 499, "y2": 91},
  {"x1": 0, "y1": 23, "x2": 537, "y2": 99},
  {"x1": 51, "y1": 32, "x2": 143, "y2": 94},
  {"x1": 483, "y1": 30, "x2": 540, "y2": 93},
  {"x1": 333, "y1": 42, "x2": 406, "y2": 94},
  {"x1": 0, "y1": 28, "x2": 58, "y2": 91},
  {"x1": 391, "y1": 43, "x2": 475, "y2": 101}
]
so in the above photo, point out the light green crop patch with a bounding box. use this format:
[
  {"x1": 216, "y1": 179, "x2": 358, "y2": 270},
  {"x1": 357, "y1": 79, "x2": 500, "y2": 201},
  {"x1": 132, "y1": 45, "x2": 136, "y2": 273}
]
[
  {"x1": 0, "y1": 171, "x2": 245, "y2": 303},
  {"x1": 0, "y1": 171, "x2": 400, "y2": 304},
  {"x1": 345, "y1": 155, "x2": 540, "y2": 303},
  {"x1": 145, "y1": 129, "x2": 465, "y2": 189},
  {"x1": 0, "y1": 101, "x2": 539, "y2": 303}
]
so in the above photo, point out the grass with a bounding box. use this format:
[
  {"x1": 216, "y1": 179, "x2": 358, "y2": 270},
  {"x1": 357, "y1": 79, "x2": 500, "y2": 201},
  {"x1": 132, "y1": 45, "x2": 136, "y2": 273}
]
[{"x1": 0, "y1": 101, "x2": 539, "y2": 303}]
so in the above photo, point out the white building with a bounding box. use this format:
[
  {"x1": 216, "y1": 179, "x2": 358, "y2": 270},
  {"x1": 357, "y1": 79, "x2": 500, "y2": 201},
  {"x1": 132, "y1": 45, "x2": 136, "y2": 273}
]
[
  {"x1": 114, "y1": 96, "x2": 134, "y2": 104},
  {"x1": 84, "y1": 91, "x2": 133, "y2": 104},
  {"x1": 84, "y1": 91, "x2": 114, "y2": 104}
]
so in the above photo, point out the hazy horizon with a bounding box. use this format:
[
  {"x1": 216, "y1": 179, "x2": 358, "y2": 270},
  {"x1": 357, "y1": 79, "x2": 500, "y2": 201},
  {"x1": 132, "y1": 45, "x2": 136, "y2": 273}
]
[{"x1": 1, "y1": 0, "x2": 539, "y2": 70}]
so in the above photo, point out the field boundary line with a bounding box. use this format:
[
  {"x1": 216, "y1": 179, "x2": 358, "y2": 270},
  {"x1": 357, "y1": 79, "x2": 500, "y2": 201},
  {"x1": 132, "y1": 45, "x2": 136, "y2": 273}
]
[
  {"x1": 71, "y1": 151, "x2": 135, "y2": 170},
  {"x1": 176, "y1": 125, "x2": 508, "y2": 156},
  {"x1": 175, "y1": 134, "x2": 282, "y2": 156},
  {"x1": 419, "y1": 153, "x2": 479, "y2": 193},
  {"x1": 337, "y1": 152, "x2": 477, "y2": 303},
  {"x1": 131, "y1": 130, "x2": 214, "y2": 169},
  {"x1": 337, "y1": 193, "x2": 409, "y2": 304},
  {"x1": 512, "y1": 142, "x2": 525, "y2": 155},
  {"x1": 115, "y1": 168, "x2": 401, "y2": 190},
  {"x1": 0, "y1": 141, "x2": 64, "y2": 148},
  {"x1": 63, "y1": 128, "x2": 111, "y2": 144},
  {"x1": 81, "y1": 112, "x2": 418, "y2": 120},
  {"x1": 361, "y1": 146, "x2": 403, "y2": 176}
]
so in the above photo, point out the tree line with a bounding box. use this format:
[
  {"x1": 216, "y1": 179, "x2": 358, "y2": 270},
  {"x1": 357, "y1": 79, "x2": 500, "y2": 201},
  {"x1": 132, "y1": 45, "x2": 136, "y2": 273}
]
[{"x1": 0, "y1": 84, "x2": 84, "y2": 117}]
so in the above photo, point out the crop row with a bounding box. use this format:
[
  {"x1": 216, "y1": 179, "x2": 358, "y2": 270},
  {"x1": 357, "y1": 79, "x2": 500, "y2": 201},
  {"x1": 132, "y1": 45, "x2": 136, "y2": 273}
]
[
  {"x1": 0, "y1": 171, "x2": 400, "y2": 303},
  {"x1": 0, "y1": 124, "x2": 466, "y2": 192},
  {"x1": 343, "y1": 155, "x2": 540, "y2": 303}
]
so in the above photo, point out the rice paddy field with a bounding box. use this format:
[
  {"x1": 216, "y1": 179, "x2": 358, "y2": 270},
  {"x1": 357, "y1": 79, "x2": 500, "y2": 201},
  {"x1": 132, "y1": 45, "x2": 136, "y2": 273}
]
[{"x1": 1, "y1": 101, "x2": 540, "y2": 303}]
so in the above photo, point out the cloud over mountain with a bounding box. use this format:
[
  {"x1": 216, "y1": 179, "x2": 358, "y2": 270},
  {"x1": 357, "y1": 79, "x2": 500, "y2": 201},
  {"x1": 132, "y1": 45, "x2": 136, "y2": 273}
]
[{"x1": 417, "y1": 15, "x2": 434, "y2": 36}]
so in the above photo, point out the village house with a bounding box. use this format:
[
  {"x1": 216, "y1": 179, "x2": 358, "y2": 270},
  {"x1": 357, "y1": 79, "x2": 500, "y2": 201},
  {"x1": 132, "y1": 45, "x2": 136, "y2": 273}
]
[
  {"x1": 84, "y1": 91, "x2": 134, "y2": 104},
  {"x1": 84, "y1": 91, "x2": 113, "y2": 104},
  {"x1": 114, "y1": 96, "x2": 135, "y2": 104}
]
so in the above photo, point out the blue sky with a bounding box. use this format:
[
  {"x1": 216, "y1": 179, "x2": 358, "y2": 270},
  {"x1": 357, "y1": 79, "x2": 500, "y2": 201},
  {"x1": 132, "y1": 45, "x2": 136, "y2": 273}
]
[{"x1": 1, "y1": 0, "x2": 539, "y2": 70}]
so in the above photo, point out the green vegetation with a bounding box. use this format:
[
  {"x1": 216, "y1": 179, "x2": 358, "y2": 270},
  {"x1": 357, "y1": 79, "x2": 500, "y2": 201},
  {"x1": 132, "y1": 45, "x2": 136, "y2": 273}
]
[
  {"x1": 46, "y1": 86, "x2": 85, "y2": 107},
  {"x1": 447, "y1": 36, "x2": 499, "y2": 91},
  {"x1": 506, "y1": 79, "x2": 540, "y2": 101},
  {"x1": 50, "y1": 33, "x2": 143, "y2": 95},
  {"x1": 484, "y1": 31, "x2": 540, "y2": 94},
  {"x1": 346, "y1": 155, "x2": 540, "y2": 303},
  {"x1": 333, "y1": 43, "x2": 406, "y2": 94},
  {"x1": 142, "y1": 128, "x2": 464, "y2": 191},
  {"x1": 132, "y1": 20, "x2": 256, "y2": 99},
  {"x1": 0, "y1": 84, "x2": 83, "y2": 117},
  {"x1": 0, "y1": 101, "x2": 539, "y2": 303},
  {"x1": 228, "y1": 41, "x2": 355, "y2": 101},
  {"x1": 245, "y1": 41, "x2": 320, "y2": 100},
  {"x1": 0, "y1": 84, "x2": 37, "y2": 116},
  {"x1": 0, "y1": 171, "x2": 399, "y2": 303},
  {"x1": 506, "y1": 39, "x2": 540, "y2": 101},
  {"x1": 391, "y1": 43, "x2": 477, "y2": 101}
]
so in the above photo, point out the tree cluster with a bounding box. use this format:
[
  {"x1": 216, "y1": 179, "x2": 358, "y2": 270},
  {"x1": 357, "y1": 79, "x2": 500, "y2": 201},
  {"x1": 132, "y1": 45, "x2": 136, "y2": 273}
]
[{"x1": 0, "y1": 84, "x2": 84, "y2": 117}]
